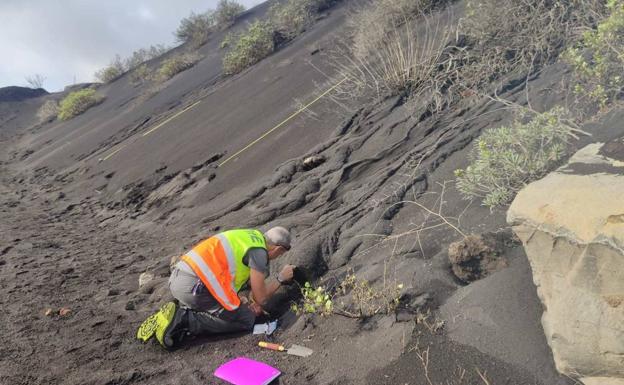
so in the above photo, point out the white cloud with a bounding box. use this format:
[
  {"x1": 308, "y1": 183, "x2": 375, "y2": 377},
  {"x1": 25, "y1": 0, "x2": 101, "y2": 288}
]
[
  {"x1": 136, "y1": 5, "x2": 157, "y2": 22},
  {"x1": 0, "y1": 0, "x2": 264, "y2": 92}
]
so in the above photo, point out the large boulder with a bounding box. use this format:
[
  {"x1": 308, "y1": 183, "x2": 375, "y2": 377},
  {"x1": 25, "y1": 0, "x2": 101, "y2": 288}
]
[{"x1": 507, "y1": 140, "x2": 624, "y2": 385}]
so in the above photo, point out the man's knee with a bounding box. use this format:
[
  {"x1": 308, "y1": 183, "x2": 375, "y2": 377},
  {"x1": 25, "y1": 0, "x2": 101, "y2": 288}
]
[{"x1": 236, "y1": 305, "x2": 256, "y2": 330}]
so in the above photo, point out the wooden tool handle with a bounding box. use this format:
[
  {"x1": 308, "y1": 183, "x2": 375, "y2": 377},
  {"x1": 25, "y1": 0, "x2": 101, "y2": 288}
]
[{"x1": 258, "y1": 341, "x2": 285, "y2": 351}]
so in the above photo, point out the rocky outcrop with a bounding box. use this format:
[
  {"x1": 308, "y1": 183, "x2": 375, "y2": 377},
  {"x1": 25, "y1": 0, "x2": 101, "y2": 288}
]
[
  {"x1": 0, "y1": 86, "x2": 47, "y2": 103},
  {"x1": 507, "y1": 139, "x2": 624, "y2": 385}
]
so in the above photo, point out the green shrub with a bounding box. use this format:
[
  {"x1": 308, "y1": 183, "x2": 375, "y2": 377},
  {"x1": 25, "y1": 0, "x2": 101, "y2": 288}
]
[
  {"x1": 563, "y1": 0, "x2": 624, "y2": 110},
  {"x1": 222, "y1": 20, "x2": 276, "y2": 74},
  {"x1": 94, "y1": 55, "x2": 125, "y2": 83},
  {"x1": 58, "y1": 89, "x2": 103, "y2": 121},
  {"x1": 36, "y1": 99, "x2": 59, "y2": 122},
  {"x1": 175, "y1": 11, "x2": 215, "y2": 46},
  {"x1": 269, "y1": 0, "x2": 333, "y2": 39},
  {"x1": 215, "y1": 0, "x2": 246, "y2": 28},
  {"x1": 454, "y1": 107, "x2": 581, "y2": 208},
  {"x1": 158, "y1": 53, "x2": 201, "y2": 81}
]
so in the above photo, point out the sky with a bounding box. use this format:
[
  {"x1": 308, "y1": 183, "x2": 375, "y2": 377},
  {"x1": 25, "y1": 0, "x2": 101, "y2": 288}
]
[{"x1": 0, "y1": 0, "x2": 263, "y2": 92}]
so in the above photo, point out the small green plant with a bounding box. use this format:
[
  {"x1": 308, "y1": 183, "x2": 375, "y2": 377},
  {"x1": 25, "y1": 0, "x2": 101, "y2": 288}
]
[
  {"x1": 454, "y1": 107, "x2": 581, "y2": 208},
  {"x1": 563, "y1": 0, "x2": 624, "y2": 110},
  {"x1": 57, "y1": 89, "x2": 103, "y2": 121},
  {"x1": 222, "y1": 20, "x2": 276, "y2": 74},
  {"x1": 269, "y1": 0, "x2": 332, "y2": 39},
  {"x1": 94, "y1": 54, "x2": 125, "y2": 83},
  {"x1": 36, "y1": 99, "x2": 59, "y2": 122},
  {"x1": 291, "y1": 282, "x2": 333, "y2": 316},
  {"x1": 129, "y1": 64, "x2": 151, "y2": 86},
  {"x1": 158, "y1": 53, "x2": 200, "y2": 81},
  {"x1": 215, "y1": 0, "x2": 246, "y2": 28},
  {"x1": 220, "y1": 33, "x2": 235, "y2": 49}
]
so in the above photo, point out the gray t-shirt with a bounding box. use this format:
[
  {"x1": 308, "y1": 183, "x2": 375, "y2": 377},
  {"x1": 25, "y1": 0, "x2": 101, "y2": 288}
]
[{"x1": 243, "y1": 248, "x2": 269, "y2": 275}]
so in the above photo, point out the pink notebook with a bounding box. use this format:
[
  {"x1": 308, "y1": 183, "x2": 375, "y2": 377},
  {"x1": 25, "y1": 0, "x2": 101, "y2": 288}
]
[{"x1": 214, "y1": 357, "x2": 281, "y2": 385}]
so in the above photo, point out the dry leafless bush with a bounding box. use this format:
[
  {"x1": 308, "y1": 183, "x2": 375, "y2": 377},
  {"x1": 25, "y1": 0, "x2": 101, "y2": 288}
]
[
  {"x1": 36, "y1": 99, "x2": 59, "y2": 122},
  {"x1": 25, "y1": 74, "x2": 46, "y2": 89},
  {"x1": 455, "y1": 0, "x2": 608, "y2": 91},
  {"x1": 336, "y1": 272, "x2": 403, "y2": 318}
]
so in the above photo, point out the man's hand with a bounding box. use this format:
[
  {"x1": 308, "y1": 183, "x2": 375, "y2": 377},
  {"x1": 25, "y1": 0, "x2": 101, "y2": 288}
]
[
  {"x1": 249, "y1": 302, "x2": 263, "y2": 316},
  {"x1": 278, "y1": 264, "x2": 295, "y2": 283}
]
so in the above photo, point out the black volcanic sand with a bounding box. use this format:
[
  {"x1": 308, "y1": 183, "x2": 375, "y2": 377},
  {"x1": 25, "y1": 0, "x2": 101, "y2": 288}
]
[{"x1": 2, "y1": 1, "x2": 624, "y2": 384}]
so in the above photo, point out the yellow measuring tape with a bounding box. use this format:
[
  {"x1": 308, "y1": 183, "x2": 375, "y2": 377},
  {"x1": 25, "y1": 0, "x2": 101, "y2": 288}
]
[
  {"x1": 218, "y1": 77, "x2": 347, "y2": 167},
  {"x1": 142, "y1": 99, "x2": 203, "y2": 137},
  {"x1": 99, "y1": 77, "x2": 346, "y2": 165}
]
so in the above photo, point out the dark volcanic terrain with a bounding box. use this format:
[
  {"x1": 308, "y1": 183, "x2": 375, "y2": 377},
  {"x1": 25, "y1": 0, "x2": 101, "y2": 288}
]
[{"x1": 2, "y1": 1, "x2": 622, "y2": 384}]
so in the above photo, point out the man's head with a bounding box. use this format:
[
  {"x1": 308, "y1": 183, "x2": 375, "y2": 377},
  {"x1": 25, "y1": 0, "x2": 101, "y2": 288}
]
[{"x1": 264, "y1": 226, "x2": 291, "y2": 260}]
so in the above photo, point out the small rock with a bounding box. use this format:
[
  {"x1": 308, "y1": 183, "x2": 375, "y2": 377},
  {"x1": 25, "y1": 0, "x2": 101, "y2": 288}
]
[
  {"x1": 44, "y1": 308, "x2": 54, "y2": 316},
  {"x1": 125, "y1": 301, "x2": 136, "y2": 311},
  {"x1": 169, "y1": 255, "x2": 181, "y2": 272},
  {"x1": 411, "y1": 293, "x2": 432, "y2": 309},
  {"x1": 139, "y1": 272, "x2": 154, "y2": 288},
  {"x1": 395, "y1": 309, "x2": 414, "y2": 322},
  {"x1": 59, "y1": 307, "x2": 71, "y2": 316},
  {"x1": 107, "y1": 289, "x2": 120, "y2": 296},
  {"x1": 57, "y1": 192, "x2": 65, "y2": 200},
  {"x1": 302, "y1": 155, "x2": 325, "y2": 171}
]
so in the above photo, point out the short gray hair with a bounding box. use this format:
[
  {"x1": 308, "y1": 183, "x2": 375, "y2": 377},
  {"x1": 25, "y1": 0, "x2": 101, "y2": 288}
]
[{"x1": 264, "y1": 226, "x2": 291, "y2": 249}]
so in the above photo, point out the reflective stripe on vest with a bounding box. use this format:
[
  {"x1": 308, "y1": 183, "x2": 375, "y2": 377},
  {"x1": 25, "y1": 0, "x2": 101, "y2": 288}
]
[
  {"x1": 180, "y1": 229, "x2": 267, "y2": 311},
  {"x1": 215, "y1": 233, "x2": 237, "y2": 296},
  {"x1": 181, "y1": 236, "x2": 240, "y2": 311}
]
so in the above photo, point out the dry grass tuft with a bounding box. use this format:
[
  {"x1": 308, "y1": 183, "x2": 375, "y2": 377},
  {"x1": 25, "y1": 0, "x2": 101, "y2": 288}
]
[
  {"x1": 36, "y1": 100, "x2": 59, "y2": 123},
  {"x1": 157, "y1": 53, "x2": 201, "y2": 81},
  {"x1": 331, "y1": 1, "x2": 458, "y2": 112}
]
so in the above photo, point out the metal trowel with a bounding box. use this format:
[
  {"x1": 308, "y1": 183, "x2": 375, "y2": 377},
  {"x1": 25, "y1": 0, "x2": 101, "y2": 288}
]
[{"x1": 258, "y1": 341, "x2": 313, "y2": 357}]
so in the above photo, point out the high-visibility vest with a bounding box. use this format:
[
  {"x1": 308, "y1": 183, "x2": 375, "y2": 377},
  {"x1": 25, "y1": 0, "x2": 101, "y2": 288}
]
[{"x1": 181, "y1": 229, "x2": 267, "y2": 311}]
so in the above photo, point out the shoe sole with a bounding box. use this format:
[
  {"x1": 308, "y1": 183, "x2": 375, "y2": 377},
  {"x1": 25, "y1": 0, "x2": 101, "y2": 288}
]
[
  {"x1": 136, "y1": 311, "x2": 159, "y2": 342},
  {"x1": 155, "y1": 302, "x2": 177, "y2": 349}
]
